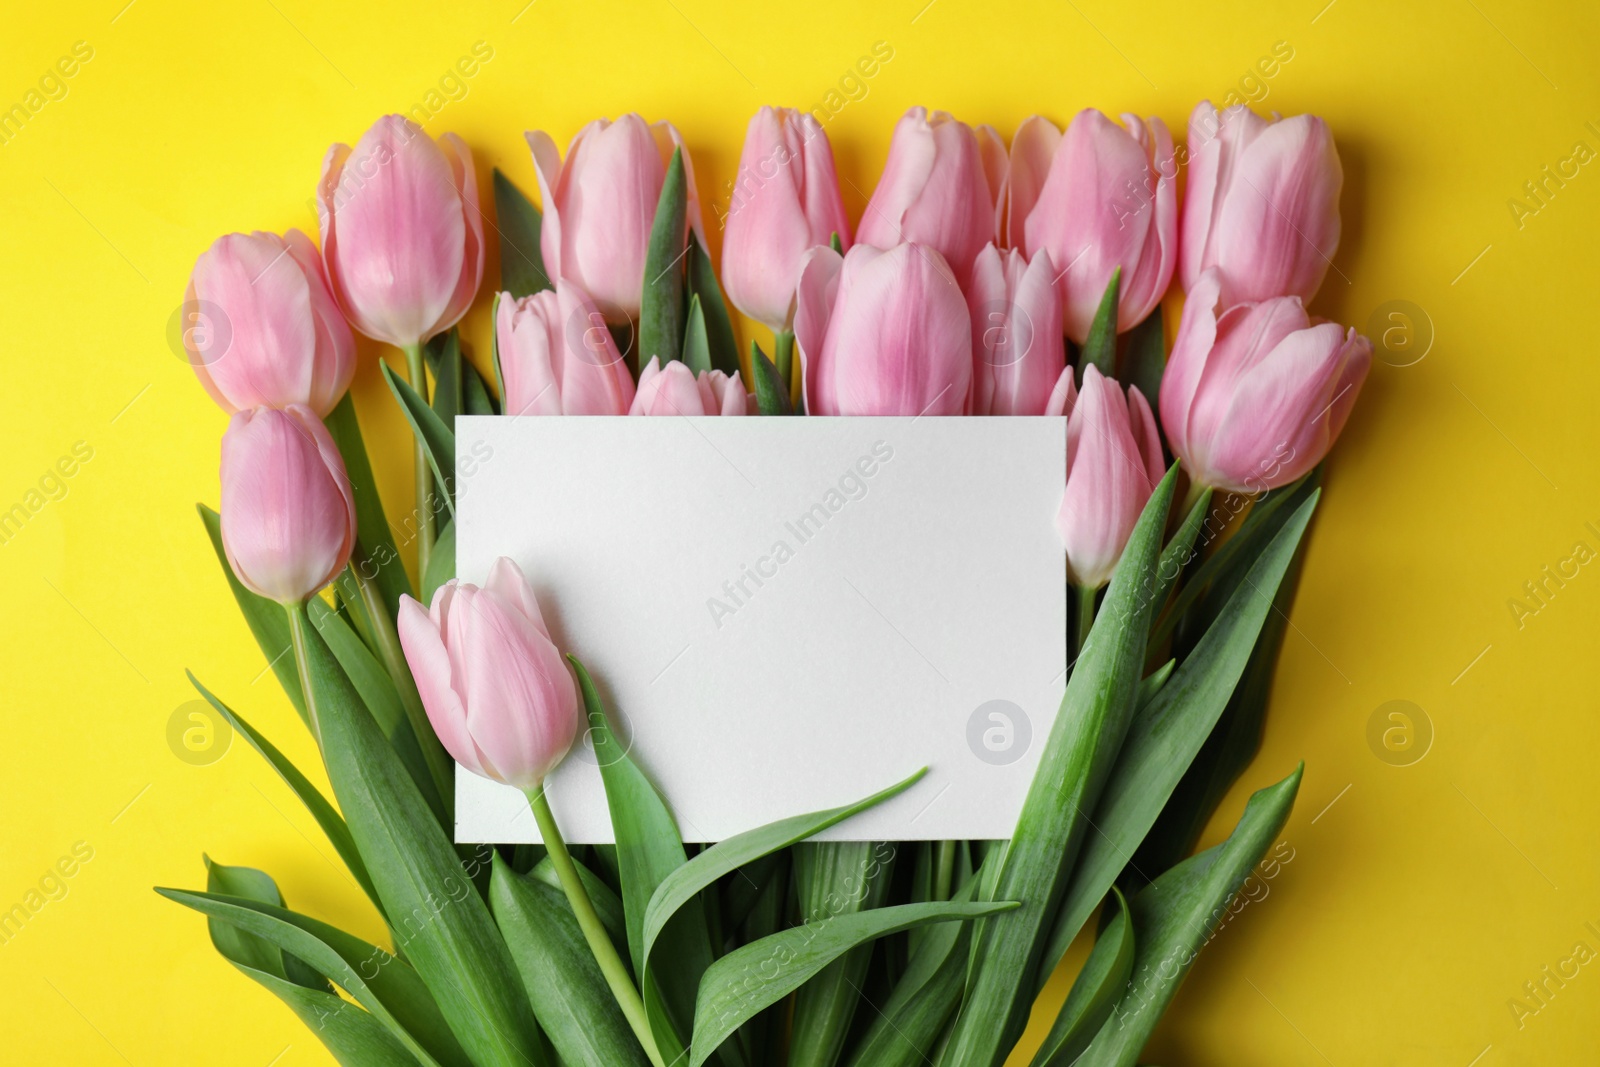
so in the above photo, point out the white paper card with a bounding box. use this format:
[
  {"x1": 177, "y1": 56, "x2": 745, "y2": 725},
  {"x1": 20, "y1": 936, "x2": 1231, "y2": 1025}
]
[{"x1": 454, "y1": 415, "x2": 1066, "y2": 843}]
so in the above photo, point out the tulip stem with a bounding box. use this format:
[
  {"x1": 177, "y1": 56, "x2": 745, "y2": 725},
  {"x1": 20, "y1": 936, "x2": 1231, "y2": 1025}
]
[
  {"x1": 773, "y1": 330, "x2": 796, "y2": 402},
  {"x1": 402, "y1": 343, "x2": 436, "y2": 584},
  {"x1": 525, "y1": 786, "x2": 666, "y2": 1067},
  {"x1": 285, "y1": 601, "x2": 323, "y2": 746},
  {"x1": 933, "y1": 840, "x2": 956, "y2": 902},
  {"x1": 1072, "y1": 585, "x2": 1098, "y2": 661}
]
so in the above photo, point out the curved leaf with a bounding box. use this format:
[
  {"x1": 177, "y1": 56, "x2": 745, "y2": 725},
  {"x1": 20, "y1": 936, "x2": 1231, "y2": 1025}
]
[
  {"x1": 749, "y1": 341, "x2": 793, "y2": 416},
  {"x1": 494, "y1": 168, "x2": 551, "y2": 298},
  {"x1": 239, "y1": 964, "x2": 423, "y2": 1067},
  {"x1": 1076, "y1": 267, "x2": 1121, "y2": 377},
  {"x1": 423, "y1": 520, "x2": 457, "y2": 604},
  {"x1": 1031, "y1": 888, "x2": 1134, "y2": 1067},
  {"x1": 686, "y1": 233, "x2": 740, "y2": 375},
  {"x1": 380, "y1": 360, "x2": 457, "y2": 518},
  {"x1": 202, "y1": 858, "x2": 328, "y2": 992},
  {"x1": 640, "y1": 148, "x2": 688, "y2": 368},
  {"x1": 324, "y1": 394, "x2": 413, "y2": 620},
  {"x1": 682, "y1": 294, "x2": 712, "y2": 374}
]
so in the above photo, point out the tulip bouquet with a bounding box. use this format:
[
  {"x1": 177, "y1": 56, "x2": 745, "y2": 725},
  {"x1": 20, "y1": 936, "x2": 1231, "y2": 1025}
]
[{"x1": 162, "y1": 99, "x2": 1368, "y2": 1067}]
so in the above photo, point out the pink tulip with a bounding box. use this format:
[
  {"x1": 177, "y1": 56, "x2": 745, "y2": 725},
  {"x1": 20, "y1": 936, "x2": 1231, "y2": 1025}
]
[
  {"x1": 857, "y1": 108, "x2": 1003, "y2": 286},
  {"x1": 1013, "y1": 109, "x2": 1177, "y2": 343},
  {"x1": 496, "y1": 283, "x2": 635, "y2": 416},
  {"x1": 1161, "y1": 270, "x2": 1371, "y2": 494},
  {"x1": 1058, "y1": 366, "x2": 1165, "y2": 588},
  {"x1": 722, "y1": 106, "x2": 853, "y2": 331},
  {"x1": 630, "y1": 357, "x2": 749, "y2": 416},
  {"x1": 1181, "y1": 102, "x2": 1343, "y2": 306},
  {"x1": 527, "y1": 114, "x2": 704, "y2": 323},
  {"x1": 795, "y1": 242, "x2": 972, "y2": 416},
  {"x1": 968, "y1": 243, "x2": 1066, "y2": 415},
  {"x1": 219, "y1": 406, "x2": 356, "y2": 603},
  {"x1": 319, "y1": 115, "x2": 484, "y2": 347},
  {"x1": 397, "y1": 557, "x2": 579, "y2": 790},
  {"x1": 186, "y1": 230, "x2": 355, "y2": 417}
]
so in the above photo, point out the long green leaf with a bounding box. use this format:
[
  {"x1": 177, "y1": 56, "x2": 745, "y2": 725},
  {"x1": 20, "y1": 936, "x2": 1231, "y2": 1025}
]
[
  {"x1": 639, "y1": 148, "x2": 688, "y2": 369},
  {"x1": 1121, "y1": 305, "x2": 1165, "y2": 416},
  {"x1": 691, "y1": 900, "x2": 1017, "y2": 1067},
  {"x1": 749, "y1": 341, "x2": 793, "y2": 416},
  {"x1": 686, "y1": 233, "x2": 740, "y2": 375},
  {"x1": 1031, "y1": 888, "x2": 1134, "y2": 1067},
  {"x1": 430, "y1": 329, "x2": 464, "y2": 424},
  {"x1": 202, "y1": 858, "x2": 329, "y2": 992},
  {"x1": 324, "y1": 394, "x2": 414, "y2": 621},
  {"x1": 494, "y1": 168, "x2": 552, "y2": 298},
  {"x1": 237, "y1": 964, "x2": 423, "y2": 1066},
  {"x1": 1077, "y1": 267, "x2": 1121, "y2": 377},
  {"x1": 1073, "y1": 765, "x2": 1303, "y2": 1067},
  {"x1": 1035, "y1": 491, "x2": 1318, "y2": 985},
  {"x1": 942, "y1": 467, "x2": 1177, "y2": 1067},
  {"x1": 682, "y1": 294, "x2": 712, "y2": 374},
  {"x1": 531, "y1": 853, "x2": 627, "y2": 952},
  {"x1": 380, "y1": 360, "x2": 457, "y2": 518},
  {"x1": 423, "y1": 519, "x2": 456, "y2": 605}
]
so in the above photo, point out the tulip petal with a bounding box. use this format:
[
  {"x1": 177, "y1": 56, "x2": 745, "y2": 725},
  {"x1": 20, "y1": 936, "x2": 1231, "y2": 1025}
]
[
  {"x1": 794, "y1": 245, "x2": 845, "y2": 415},
  {"x1": 398, "y1": 594, "x2": 489, "y2": 779},
  {"x1": 526, "y1": 129, "x2": 566, "y2": 285},
  {"x1": 1006, "y1": 115, "x2": 1062, "y2": 251}
]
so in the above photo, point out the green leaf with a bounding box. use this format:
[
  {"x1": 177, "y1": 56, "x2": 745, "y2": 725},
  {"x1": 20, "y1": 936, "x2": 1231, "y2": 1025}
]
[
  {"x1": 196, "y1": 505, "x2": 305, "y2": 727},
  {"x1": 236, "y1": 966, "x2": 424, "y2": 1066},
  {"x1": 430, "y1": 329, "x2": 464, "y2": 423},
  {"x1": 323, "y1": 395, "x2": 413, "y2": 621},
  {"x1": 186, "y1": 673, "x2": 383, "y2": 917},
  {"x1": 690, "y1": 900, "x2": 1017, "y2": 1067},
  {"x1": 683, "y1": 294, "x2": 712, "y2": 374},
  {"x1": 1077, "y1": 267, "x2": 1122, "y2": 378},
  {"x1": 686, "y1": 233, "x2": 740, "y2": 375},
  {"x1": 202, "y1": 857, "x2": 329, "y2": 991},
  {"x1": 1146, "y1": 488, "x2": 1212, "y2": 638},
  {"x1": 494, "y1": 168, "x2": 552, "y2": 298},
  {"x1": 423, "y1": 520, "x2": 456, "y2": 604},
  {"x1": 640, "y1": 148, "x2": 688, "y2": 369},
  {"x1": 1031, "y1": 888, "x2": 1134, "y2": 1067},
  {"x1": 943, "y1": 467, "x2": 1176, "y2": 1067},
  {"x1": 1121, "y1": 305, "x2": 1165, "y2": 414},
  {"x1": 288, "y1": 603, "x2": 547, "y2": 1067},
  {"x1": 531, "y1": 853, "x2": 627, "y2": 953},
  {"x1": 1036, "y1": 490, "x2": 1317, "y2": 985},
  {"x1": 1073, "y1": 765, "x2": 1303, "y2": 1067},
  {"x1": 380, "y1": 360, "x2": 457, "y2": 519},
  {"x1": 491, "y1": 856, "x2": 652, "y2": 1067},
  {"x1": 749, "y1": 340, "x2": 793, "y2": 416}
]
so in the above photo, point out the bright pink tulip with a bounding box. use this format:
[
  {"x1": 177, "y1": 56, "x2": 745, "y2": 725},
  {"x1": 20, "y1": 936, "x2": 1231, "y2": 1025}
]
[
  {"x1": 630, "y1": 357, "x2": 749, "y2": 416},
  {"x1": 795, "y1": 242, "x2": 972, "y2": 416},
  {"x1": 1013, "y1": 109, "x2": 1177, "y2": 343},
  {"x1": 397, "y1": 557, "x2": 579, "y2": 790},
  {"x1": 1181, "y1": 102, "x2": 1343, "y2": 306},
  {"x1": 319, "y1": 115, "x2": 484, "y2": 347},
  {"x1": 1058, "y1": 366, "x2": 1165, "y2": 588},
  {"x1": 527, "y1": 114, "x2": 704, "y2": 323},
  {"x1": 722, "y1": 107, "x2": 852, "y2": 331},
  {"x1": 219, "y1": 405, "x2": 356, "y2": 603},
  {"x1": 1161, "y1": 270, "x2": 1372, "y2": 494},
  {"x1": 496, "y1": 283, "x2": 635, "y2": 415},
  {"x1": 968, "y1": 243, "x2": 1066, "y2": 415},
  {"x1": 186, "y1": 230, "x2": 355, "y2": 417},
  {"x1": 857, "y1": 108, "x2": 1002, "y2": 286}
]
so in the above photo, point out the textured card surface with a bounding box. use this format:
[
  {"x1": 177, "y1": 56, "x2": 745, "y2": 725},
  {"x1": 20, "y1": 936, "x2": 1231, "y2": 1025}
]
[{"x1": 454, "y1": 415, "x2": 1066, "y2": 843}]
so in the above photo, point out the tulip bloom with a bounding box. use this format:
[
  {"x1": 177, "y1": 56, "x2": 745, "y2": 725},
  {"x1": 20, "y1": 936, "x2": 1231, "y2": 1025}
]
[
  {"x1": 1058, "y1": 366, "x2": 1165, "y2": 589},
  {"x1": 186, "y1": 230, "x2": 355, "y2": 417},
  {"x1": 857, "y1": 108, "x2": 1003, "y2": 286},
  {"x1": 496, "y1": 284, "x2": 635, "y2": 416},
  {"x1": 1181, "y1": 102, "x2": 1342, "y2": 306},
  {"x1": 630, "y1": 357, "x2": 749, "y2": 416},
  {"x1": 1012, "y1": 109, "x2": 1176, "y2": 343},
  {"x1": 722, "y1": 107, "x2": 853, "y2": 331},
  {"x1": 219, "y1": 406, "x2": 356, "y2": 604},
  {"x1": 1161, "y1": 270, "x2": 1372, "y2": 494},
  {"x1": 527, "y1": 114, "x2": 704, "y2": 322},
  {"x1": 397, "y1": 557, "x2": 579, "y2": 790},
  {"x1": 795, "y1": 242, "x2": 972, "y2": 416},
  {"x1": 968, "y1": 244, "x2": 1066, "y2": 415},
  {"x1": 319, "y1": 115, "x2": 484, "y2": 348}
]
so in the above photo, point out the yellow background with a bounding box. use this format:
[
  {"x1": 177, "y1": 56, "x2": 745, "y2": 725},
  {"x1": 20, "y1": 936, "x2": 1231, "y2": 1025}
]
[{"x1": 3, "y1": 0, "x2": 1598, "y2": 1063}]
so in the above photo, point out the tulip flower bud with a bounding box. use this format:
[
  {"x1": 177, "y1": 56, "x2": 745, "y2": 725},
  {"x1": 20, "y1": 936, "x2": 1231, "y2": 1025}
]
[
  {"x1": 722, "y1": 106, "x2": 853, "y2": 331},
  {"x1": 219, "y1": 406, "x2": 357, "y2": 604},
  {"x1": 794, "y1": 243, "x2": 972, "y2": 417},
  {"x1": 1013, "y1": 109, "x2": 1177, "y2": 343},
  {"x1": 630, "y1": 357, "x2": 750, "y2": 416},
  {"x1": 1161, "y1": 270, "x2": 1372, "y2": 494},
  {"x1": 1181, "y1": 102, "x2": 1342, "y2": 306},
  {"x1": 857, "y1": 108, "x2": 1003, "y2": 286},
  {"x1": 1058, "y1": 366, "x2": 1165, "y2": 588},
  {"x1": 968, "y1": 244, "x2": 1066, "y2": 415},
  {"x1": 397, "y1": 557, "x2": 579, "y2": 790},
  {"x1": 318, "y1": 115, "x2": 484, "y2": 348},
  {"x1": 527, "y1": 114, "x2": 704, "y2": 323},
  {"x1": 186, "y1": 230, "x2": 355, "y2": 417},
  {"x1": 496, "y1": 283, "x2": 635, "y2": 416}
]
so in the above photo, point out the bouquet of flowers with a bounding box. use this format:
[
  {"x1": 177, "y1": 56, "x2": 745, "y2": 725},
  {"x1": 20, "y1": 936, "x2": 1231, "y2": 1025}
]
[{"x1": 162, "y1": 100, "x2": 1368, "y2": 1067}]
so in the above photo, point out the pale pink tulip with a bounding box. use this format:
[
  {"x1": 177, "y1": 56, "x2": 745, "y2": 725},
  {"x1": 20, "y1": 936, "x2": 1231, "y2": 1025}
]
[
  {"x1": 857, "y1": 108, "x2": 1002, "y2": 286},
  {"x1": 527, "y1": 114, "x2": 704, "y2": 322},
  {"x1": 1044, "y1": 366, "x2": 1078, "y2": 418},
  {"x1": 1058, "y1": 366, "x2": 1165, "y2": 588},
  {"x1": 722, "y1": 107, "x2": 853, "y2": 331},
  {"x1": 186, "y1": 230, "x2": 355, "y2": 416},
  {"x1": 630, "y1": 357, "x2": 749, "y2": 416},
  {"x1": 1181, "y1": 102, "x2": 1342, "y2": 307},
  {"x1": 795, "y1": 242, "x2": 972, "y2": 416},
  {"x1": 319, "y1": 115, "x2": 484, "y2": 347},
  {"x1": 1014, "y1": 109, "x2": 1177, "y2": 343},
  {"x1": 1162, "y1": 270, "x2": 1371, "y2": 494},
  {"x1": 397, "y1": 557, "x2": 579, "y2": 790},
  {"x1": 496, "y1": 284, "x2": 635, "y2": 415},
  {"x1": 219, "y1": 406, "x2": 356, "y2": 603},
  {"x1": 968, "y1": 243, "x2": 1066, "y2": 415}
]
